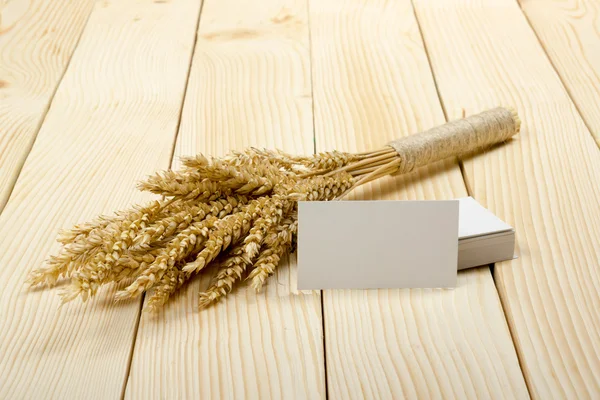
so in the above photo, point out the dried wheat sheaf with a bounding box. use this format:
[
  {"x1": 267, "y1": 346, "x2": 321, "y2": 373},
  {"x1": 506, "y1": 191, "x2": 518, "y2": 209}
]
[{"x1": 27, "y1": 108, "x2": 520, "y2": 311}]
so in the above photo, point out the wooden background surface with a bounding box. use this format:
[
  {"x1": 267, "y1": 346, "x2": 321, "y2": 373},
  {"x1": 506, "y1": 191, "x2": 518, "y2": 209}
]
[{"x1": 1, "y1": 0, "x2": 599, "y2": 398}]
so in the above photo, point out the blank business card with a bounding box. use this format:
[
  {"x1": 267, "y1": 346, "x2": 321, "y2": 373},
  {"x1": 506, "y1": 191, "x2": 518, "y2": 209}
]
[
  {"x1": 297, "y1": 200, "x2": 459, "y2": 290},
  {"x1": 458, "y1": 196, "x2": 513, "y2": 240}
]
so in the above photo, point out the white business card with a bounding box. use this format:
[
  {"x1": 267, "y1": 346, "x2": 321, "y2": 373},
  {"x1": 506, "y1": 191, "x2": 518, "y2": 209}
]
[
  {"x1": 458, "y1": 196, "x2": 513, "y2": 239},
  {"x1": 297, "y1": 200, "x2": 459, "y2": 290}
]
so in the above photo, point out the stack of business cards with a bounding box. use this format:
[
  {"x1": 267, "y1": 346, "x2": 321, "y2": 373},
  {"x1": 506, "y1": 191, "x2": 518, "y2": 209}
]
[
  {"x1": 297, "y1": 197, "x2": 515, "y2": 290},
  {"x1": 457, "y1": 197, "x2": 515, "y2": 270}
]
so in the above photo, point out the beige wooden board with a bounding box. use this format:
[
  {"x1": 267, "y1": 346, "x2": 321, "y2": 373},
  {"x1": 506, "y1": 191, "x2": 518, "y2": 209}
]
[
  {"x1": 412, "y1": 0, "x2": 600, "y2": 398},
  {"x1": 125, "y1": 0, "x2": 325, "y2": 398},
  {"x1": 0, "y1": 0, "x2": 201, "y2": 397},
  {"x1": 309, "y1": 0, "x2": 528, "y2": 398},
  {"x1": 0, "y1": 0, "x2": 95, "y2": 211},
  {"x1": 520, "y1": 0, "x2": 600, "y2": 147}
]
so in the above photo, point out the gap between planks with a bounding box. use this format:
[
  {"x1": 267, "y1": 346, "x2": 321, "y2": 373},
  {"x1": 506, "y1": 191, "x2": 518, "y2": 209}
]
[
  {"x1": 515, "y1": 0, "x2": 600, "y2": 149},
  {"x1": 305, "y1": 0, "x2": 330, "y2": 396},
  {"x1": 123, "y1": 0, "x2": 325, "y2": 398},
  {"x1": 0, "y1": 0, "x2": 204, "y2": 397},
  {"x1": 119, "y1": 0, "x2": 208, "y2": 397},
  {"x1": 309, "y1": 0, "x2": 528, "y2": 398},
  {"x1": 411, "y1": 0, "x2": 600, "y2": 397},
  {"x1": 409, "y1": 1, "x2": 532, "y2": 396},
  {"x1": 473, "y1": 1, "x2": 599, "y2": 396},
  {"x1": 0, "y1": 1, "x2": 96, "y2": 214}
]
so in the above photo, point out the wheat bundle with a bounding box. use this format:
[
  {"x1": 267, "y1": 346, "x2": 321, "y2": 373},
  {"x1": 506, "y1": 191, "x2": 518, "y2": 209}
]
[{"x1": 27, "y1": 107, "x2": 520, "y2": 311}]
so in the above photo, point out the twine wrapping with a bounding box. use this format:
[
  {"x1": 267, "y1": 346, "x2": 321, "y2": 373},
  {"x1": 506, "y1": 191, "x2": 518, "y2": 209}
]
[{"x1": 388, "y1": 107, "x2": 520, "y2": 174}]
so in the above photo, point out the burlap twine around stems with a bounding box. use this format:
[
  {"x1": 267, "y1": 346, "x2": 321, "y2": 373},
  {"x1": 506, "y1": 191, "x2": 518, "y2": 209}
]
[{"x1": 387, "y1": 107, "x2": 520, "y2": 174}]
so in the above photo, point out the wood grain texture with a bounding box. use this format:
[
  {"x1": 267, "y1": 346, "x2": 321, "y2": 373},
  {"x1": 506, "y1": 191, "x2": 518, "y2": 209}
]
[
  {"x1": 0, "y1": 0, "x2": 95, "y2": 212},
  {"x1": 520, "y1": 0, "x2": 600, "y2": 147},
  {"x1": 309, "y1": 0, "x2": 528, "y2": 398},
  {"x1": 412, "y1": 0, "x2": 600, "y2": 398},
  {"x1": 125, "y1": 0, "x2": 325, "y2": 398},
  {"x1": 0, "y1": 0, "x2": 201, "y2": 397}
]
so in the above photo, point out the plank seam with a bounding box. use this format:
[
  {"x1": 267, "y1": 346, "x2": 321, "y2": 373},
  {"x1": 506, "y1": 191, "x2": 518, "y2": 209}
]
[
  {"x1": 119, "y1": 0, "x2": 208, "y2": 397},
  {"x1": 305, "y1": 0, "x2": 329, "y2": 397},
  {"x1": 496, "y1": 1, "x2": 600, "y2": 395},
  {"x1": 409, "y1": 1, "x2": 533, "y2": 398},
  {"x1": 406, "y1": 0, "x2": 475, "y2": 199},
  {"x1": 120, "y1": 294, "x2": 145, "y2": 400},
  {"x1": 515, "y1": 0, "x2": 600, "y2": 149},
  {"x1": 164, "y1": 0, "x2": 207, "y2": 169},
  {"x1": 320, "y1": 293, "x2": 329, "y2": 399},
  {"x1": 0, "y1": 3, "x2": 96, "y2": 215}
]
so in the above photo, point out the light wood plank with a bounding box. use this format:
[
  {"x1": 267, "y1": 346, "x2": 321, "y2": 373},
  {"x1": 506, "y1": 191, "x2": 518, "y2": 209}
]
[
  {"x1": 125, "y1": 0, "x2": 325, "y2": 398},
  {"x1": 309, "y1": 0, "x2": 529, "y2": 398},
  {"x1": 0, "y1": 0, "x2": 201, "y2": 397},
  {"x1": 412, "y1": 0, "x2": 600, "y2": 398},
  {"x1": 520, "y1": 0, "x2": 600, "y2": 147},
  {"x1": 0, "y1": 0, "x2": 95, "y2": 211}
]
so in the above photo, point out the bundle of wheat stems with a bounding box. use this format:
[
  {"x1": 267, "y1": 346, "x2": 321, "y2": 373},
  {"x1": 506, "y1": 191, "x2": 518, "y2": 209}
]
[{"x1": 27, "y1": 108, "x2": 520, "y2": 311}]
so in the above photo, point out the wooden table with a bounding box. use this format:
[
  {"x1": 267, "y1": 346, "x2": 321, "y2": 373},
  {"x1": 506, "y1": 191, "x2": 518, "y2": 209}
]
[{"x1": 1, "y1": 0, "x2": 599, "y2": 398}]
